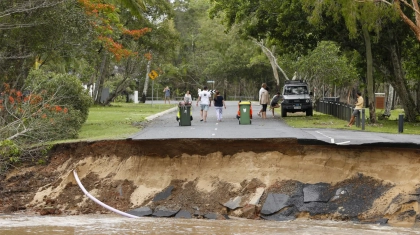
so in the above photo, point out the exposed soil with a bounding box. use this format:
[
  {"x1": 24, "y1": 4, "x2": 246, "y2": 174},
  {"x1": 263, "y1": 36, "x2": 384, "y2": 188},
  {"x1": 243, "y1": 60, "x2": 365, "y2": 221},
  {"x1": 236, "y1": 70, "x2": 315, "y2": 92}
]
[{"x1": 1, "y1": 139, "x2": 420, "y2": 226}]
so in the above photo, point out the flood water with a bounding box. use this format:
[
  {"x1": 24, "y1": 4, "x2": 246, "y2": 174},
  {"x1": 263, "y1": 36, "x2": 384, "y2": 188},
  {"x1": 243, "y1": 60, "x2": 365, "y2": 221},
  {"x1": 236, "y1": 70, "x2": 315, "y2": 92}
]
[{"x1": 0, "y1": 214, "x2": 419, "y2": 235}]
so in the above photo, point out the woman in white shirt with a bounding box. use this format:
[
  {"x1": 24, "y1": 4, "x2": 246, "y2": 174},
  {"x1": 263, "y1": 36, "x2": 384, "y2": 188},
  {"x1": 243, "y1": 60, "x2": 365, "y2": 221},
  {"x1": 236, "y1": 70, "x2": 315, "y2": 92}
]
[{"x1": 184, "y1": 90, "x2": 192, "y2": 104}]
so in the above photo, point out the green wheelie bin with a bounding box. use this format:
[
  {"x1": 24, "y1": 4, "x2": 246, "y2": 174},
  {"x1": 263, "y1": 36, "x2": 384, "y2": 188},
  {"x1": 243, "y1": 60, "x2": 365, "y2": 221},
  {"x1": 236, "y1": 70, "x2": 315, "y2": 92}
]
[
  {"x1": 239, "y1": 101, "x2": 251, "y2": 125},
  {"x1": 179, "y1": 104, "x2": 191, "y2": 126}
]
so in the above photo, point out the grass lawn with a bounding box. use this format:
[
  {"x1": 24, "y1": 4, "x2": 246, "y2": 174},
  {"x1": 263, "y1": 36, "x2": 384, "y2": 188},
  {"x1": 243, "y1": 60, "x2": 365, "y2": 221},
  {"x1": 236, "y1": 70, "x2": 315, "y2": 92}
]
[
  {"x1": 281, "y1": 108, "x2": 420, "y2": 135},
  {"x1": 66, "y1": 102, "x2": 176, "y2": 142}
]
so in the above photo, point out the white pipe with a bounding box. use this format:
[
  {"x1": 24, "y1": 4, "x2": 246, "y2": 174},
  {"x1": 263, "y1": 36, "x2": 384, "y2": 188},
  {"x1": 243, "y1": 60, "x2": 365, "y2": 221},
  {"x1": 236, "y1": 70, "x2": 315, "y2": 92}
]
[{"x1": 72, "y1": 170, "x2": 140, "y2": 218}]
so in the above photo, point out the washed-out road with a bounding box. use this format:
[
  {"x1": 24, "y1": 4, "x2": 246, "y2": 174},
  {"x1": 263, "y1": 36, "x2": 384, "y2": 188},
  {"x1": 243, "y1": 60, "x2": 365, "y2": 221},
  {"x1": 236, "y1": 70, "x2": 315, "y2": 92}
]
[{"x1": 130, "y1": 100, "x2": 420, "y2": 147}]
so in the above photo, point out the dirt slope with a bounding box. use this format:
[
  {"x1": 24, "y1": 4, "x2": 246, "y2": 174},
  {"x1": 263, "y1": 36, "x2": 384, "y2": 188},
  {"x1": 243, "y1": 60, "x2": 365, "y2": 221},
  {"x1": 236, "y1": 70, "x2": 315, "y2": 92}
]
[{"x1": 1, "y1": 139, "x2": 420, "y2": 225}]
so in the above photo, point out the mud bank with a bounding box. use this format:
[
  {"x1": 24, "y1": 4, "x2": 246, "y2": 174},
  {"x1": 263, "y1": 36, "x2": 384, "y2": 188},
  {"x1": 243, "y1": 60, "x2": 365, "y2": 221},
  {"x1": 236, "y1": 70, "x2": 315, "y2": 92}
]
[{"x1": 1, "y1": 139, "x2": 420, "y2": 226}]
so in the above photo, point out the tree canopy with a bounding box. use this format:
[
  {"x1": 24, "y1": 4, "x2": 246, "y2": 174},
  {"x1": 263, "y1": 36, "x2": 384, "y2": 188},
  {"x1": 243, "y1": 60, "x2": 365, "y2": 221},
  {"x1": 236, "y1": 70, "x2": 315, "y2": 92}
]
[{"x1": 1, "y1": 0, "x2": 420, "y2": 154}]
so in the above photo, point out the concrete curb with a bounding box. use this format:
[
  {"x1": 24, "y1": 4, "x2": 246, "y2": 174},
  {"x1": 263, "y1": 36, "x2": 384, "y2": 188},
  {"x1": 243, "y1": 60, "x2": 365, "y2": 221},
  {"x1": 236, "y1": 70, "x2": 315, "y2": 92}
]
[{"x1": 145, "y1": 106, "x2": 178, "y2": 122}]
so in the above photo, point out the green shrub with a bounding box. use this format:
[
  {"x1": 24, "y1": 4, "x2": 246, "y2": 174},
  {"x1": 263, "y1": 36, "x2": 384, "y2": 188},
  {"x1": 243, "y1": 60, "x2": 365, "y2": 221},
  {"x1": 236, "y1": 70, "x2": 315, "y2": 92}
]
[
  {"x1": 0, "y1": 140, "x2": 21, "y2": 173},
  {"x1": 27, "y1": 70, "x2": 93, "y2": 123},
  {"x1": 26, "y1": 70, "x2": 93, "y2": 139}
]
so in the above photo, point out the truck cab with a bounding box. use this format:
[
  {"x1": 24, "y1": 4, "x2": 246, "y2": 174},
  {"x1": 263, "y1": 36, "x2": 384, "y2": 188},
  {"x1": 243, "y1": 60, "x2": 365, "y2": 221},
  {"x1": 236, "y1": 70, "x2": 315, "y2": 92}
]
[{"x1": 280, "y1": 80, "x2": 313, "y2": 117}]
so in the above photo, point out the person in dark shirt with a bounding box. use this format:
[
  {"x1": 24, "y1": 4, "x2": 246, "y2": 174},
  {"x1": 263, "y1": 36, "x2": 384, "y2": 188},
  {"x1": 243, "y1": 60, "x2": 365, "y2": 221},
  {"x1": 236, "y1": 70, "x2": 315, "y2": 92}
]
[
  {"x1": 213, "y1": 91, "x2": 226, "y2": 122},
  {"x1": 269, "y1": 92, "x2": 281, "y2": 117}
]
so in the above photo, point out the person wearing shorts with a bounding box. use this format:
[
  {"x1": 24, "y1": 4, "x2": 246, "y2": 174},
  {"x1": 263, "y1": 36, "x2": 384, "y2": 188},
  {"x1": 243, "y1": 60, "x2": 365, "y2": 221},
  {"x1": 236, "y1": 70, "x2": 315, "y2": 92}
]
[
  {"x1": 259, "y1": 86, "x2": 270, "y2": 119},
  {"x1": 163, "y1": 86, "x2": 171, "y2": 104},
  {"x1": 257, "y1": 83, "x2": 267, "y2": 116},
  {"x1": 269, "y1": 92, "x2": 281, "y2": 117},
  {"x1": 196, "y1": 86, "x2": 212, "y2": 122},
  {"x1": 346, "y1": 91, "x2": 364, "y2": 127}
]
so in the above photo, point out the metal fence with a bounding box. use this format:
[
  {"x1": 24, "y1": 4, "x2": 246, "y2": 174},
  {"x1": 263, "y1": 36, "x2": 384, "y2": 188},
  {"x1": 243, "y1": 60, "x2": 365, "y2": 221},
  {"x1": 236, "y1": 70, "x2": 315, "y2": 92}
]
[
  {"x1": 315, "y1": 99, "x2": 365, "y2": 129},
  {"x1": 315, "y1": 99, "x2": 353, "y2": 121}
]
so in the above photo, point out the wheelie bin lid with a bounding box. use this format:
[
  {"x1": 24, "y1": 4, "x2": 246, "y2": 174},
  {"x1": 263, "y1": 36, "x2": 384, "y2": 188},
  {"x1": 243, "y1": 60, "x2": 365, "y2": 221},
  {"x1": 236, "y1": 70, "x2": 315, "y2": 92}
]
[
  {"x1": 178, "y1": 101, "x2": 192, "y2": 107},
  {"x1": 239, "y1": 101, "x2": 251, "y2": 105}
]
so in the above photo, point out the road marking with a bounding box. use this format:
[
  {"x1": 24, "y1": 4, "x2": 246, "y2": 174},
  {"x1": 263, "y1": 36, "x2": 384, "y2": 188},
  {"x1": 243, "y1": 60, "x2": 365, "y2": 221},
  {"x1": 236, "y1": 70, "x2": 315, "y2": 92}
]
[
  {"x1": 316, "y1": 131, "x2": 351, "y2": 145},
  {"x1": 337, "y1": 141, "x2": 351, "y2": 145},
  {"x1": 215, "y1": 128, "x2": 217, "y2": 131},
  {"x1": 315, "y1": 131, "x2": 333, "y2": 139},
  {"x1": 316, "y1": 131, "x2": 335, "y2": 144}
]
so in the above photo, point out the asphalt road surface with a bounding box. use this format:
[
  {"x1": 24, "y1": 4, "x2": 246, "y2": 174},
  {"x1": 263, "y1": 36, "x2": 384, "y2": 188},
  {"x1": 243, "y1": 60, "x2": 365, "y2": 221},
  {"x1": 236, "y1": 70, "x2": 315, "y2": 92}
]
[{"x1": 130, "y1": 101, "x2": 420, "y2": 147}]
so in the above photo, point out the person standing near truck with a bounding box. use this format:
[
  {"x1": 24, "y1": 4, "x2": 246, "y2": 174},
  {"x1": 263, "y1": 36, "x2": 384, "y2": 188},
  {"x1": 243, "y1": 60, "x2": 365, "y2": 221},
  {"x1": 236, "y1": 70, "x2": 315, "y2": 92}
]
[
  {"x1": 269, "y1": 92, "x2": 281, "y2": 117},
  {"x1": 257, "y1": 83, "x2": 267, "y2": 117},
  {"x1": 259, "y1": 86, "x2": 270, "y2": 119}
]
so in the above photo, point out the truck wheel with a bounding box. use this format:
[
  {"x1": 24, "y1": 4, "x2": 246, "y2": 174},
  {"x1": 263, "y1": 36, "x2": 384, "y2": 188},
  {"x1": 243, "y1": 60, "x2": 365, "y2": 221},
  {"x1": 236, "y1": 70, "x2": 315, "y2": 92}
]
[
  {"x1": 281, "y1": 107, "x2": 287, "y2": 117},
  {"x1": 306, "y1": 108, "x2": 313, "y2": 116}
]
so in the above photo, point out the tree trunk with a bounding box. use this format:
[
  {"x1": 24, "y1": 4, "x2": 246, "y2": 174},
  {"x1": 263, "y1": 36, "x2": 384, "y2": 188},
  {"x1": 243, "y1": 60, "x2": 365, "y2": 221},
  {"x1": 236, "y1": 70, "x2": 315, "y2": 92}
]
[
  {"x1": 95, "y1": 57, "x2": 110, "y2": 104},
  {"x1": 94, "y1": 52, "x2": 108, "y2": 104},
  {"x1": 142, "y1": 58, "x2": 152, "y2": 98},
  {"x1": 362, "y1": 26, "x2": 376, "y2": 123},
  {"x1": 394, "y1": 0, "x2": 420, "y2": 42},
  {"x1": 263, "y1": 46, "x2": 280, "y2": 86},
  {"x1": 389, "y1": 44, "x2": 418, "y2": 122},
  {"x1": 252, "y1": 39, "x2": 290, "y2": 84},
  {"x1": 104, "y1": 58, "x2": 134, "y2": 105},
  {"x1": 416, "y1": 81, "x2": 420, "y2": 113},
  {"x1": 384, "y1": 84, "x2": 394, "y2": 117}
]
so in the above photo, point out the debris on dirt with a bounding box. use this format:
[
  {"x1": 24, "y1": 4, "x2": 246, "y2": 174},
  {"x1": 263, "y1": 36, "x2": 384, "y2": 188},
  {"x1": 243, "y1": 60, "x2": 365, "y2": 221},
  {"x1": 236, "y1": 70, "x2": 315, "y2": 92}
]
[{"x1": 0, "y1": 139, "x2": 419, "y2": 227}]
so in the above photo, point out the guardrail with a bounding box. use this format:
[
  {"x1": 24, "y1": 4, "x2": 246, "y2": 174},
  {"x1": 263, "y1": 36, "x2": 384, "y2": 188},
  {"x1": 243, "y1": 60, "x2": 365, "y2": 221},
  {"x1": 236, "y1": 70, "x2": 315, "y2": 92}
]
[{"x1": 315, "y1": 99, "x2": 365, "y2": 130}]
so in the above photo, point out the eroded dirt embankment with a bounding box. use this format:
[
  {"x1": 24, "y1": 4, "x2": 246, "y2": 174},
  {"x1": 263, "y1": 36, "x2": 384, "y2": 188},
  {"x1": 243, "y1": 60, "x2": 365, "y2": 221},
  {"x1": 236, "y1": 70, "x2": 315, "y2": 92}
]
[{"x1": 1, "y1": 139, "x2": 420, "y2": 225}]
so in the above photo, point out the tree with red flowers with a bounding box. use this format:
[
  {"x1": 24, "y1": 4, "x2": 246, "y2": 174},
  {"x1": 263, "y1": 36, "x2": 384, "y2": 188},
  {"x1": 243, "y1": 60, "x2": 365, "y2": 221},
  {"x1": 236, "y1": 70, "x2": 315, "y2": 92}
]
[
  {"x1": 78, "y1": 0, "x2": 151, "y2": 61},
  {"x1": 77, "y1": 0, "x2": 153, "y2": 104}
]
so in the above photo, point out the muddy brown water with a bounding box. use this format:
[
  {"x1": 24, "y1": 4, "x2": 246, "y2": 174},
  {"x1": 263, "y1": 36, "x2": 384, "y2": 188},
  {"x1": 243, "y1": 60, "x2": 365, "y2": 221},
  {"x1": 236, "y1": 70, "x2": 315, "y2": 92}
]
[
  {"x1": 1, "y1": 139, "x2": 420, "y2": 233},
  {"x1": 1, "y1": 214, "x2": 420, "y2": 234}
]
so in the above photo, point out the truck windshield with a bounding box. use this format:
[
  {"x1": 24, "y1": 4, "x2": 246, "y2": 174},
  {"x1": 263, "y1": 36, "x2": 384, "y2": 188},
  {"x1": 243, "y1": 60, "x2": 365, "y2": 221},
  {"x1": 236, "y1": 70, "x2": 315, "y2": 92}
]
[{"x1": 284, "y1": 86, "x2": 308, "y2": 95}]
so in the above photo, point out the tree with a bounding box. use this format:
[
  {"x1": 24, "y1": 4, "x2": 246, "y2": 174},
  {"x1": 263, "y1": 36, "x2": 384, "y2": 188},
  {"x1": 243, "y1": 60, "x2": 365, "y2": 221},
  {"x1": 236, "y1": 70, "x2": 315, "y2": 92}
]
[
  {"x1": 368, "y1": 20, "x2": 420, "y2": 121},
  {"x1": 77, "y1": 0, "x2": 153, "y2": 104},
  {"x1": 0, "y1": 0, "x2": 94, "y2": 89},
  {"x1": 169, "y1": 0, "x2": 273, "y2": 99},
  {"x1": 0, "y1": 70, "x2": 92, "y2": 174},
  {"x1": 362, "y1": 0, "x2": 420, "y2": 42},
  {"x1": 302, "y1": 0, "x2": 399, "y2": 123},
  {"x1": 209, "y1": 0, "x2": 318, "y2": 89},
  {"x1": 297, "y1": 41, "x2": 359, "y2": 100}
]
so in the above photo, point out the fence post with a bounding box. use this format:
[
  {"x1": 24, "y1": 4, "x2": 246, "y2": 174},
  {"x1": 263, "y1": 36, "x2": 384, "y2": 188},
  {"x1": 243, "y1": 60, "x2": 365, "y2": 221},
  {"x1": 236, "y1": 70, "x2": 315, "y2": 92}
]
[
  {"x1": 398, "y1": 114, "x2": 404, "y2": 133},
  {"x1": 356, "y1": 108, "x2": 360, "y2": 127},
  {"x1": 361, "y1": 109, "x2": 365, "y2": 130}
]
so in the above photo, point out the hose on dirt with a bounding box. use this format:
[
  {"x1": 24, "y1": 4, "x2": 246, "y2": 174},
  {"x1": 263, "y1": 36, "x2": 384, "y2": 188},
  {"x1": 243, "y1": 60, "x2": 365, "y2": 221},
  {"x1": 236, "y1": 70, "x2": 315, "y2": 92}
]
[{"x1": 73, "y1": 170, "x2": 140, "y2": 218}]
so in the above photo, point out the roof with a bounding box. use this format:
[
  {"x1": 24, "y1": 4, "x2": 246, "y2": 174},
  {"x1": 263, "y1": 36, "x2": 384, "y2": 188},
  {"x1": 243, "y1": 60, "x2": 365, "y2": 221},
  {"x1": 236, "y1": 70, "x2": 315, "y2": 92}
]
[{"x1": 285, "y1": 80, "x2": 307, "y2": 85}]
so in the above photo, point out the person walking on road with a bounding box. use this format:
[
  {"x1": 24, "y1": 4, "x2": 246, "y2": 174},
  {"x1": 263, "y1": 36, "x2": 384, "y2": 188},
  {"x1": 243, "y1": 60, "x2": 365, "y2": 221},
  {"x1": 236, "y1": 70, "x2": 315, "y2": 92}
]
[
  {"x1": 269, "y1": 92, "x2": 281, "y2": 117},
  {"x1": 196, "y1": 86, "x2": 212, "y2": 122},
  {"x1": 184, "y1": 90, "x2": 192, "y2": 104},
  {"x1": 213, "y1": 90, "x2": 226, "y2": 122},
  {"x1": 257, "y1": 83, "x2": 267, "y2": 117},
  {"x1": 163, "y1": 86, "x2": 171, "y2": 104},
  {"x1": 346, "y1": 91, "x2": 364, "y2": 127},
  {"x1": 259, "y1": 86, "x2": 270, "y2": 119}
]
